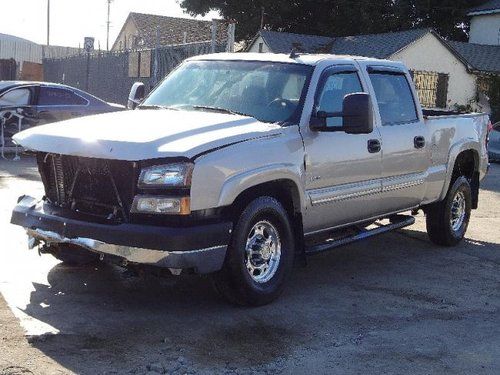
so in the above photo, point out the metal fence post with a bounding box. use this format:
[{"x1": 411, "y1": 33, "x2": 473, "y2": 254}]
[
  {"x1": 211, "y1": 20, "x2": 217, "y2": 53},
  {"x1": 226, "y1": 24, "x2": 235, "y2": 52},
  {"x1": 153, "y1": 26, "x2": 160, "y2": 86},
  {"x1": 85, "y1": 52, "x2": 90, "y2": 91}
]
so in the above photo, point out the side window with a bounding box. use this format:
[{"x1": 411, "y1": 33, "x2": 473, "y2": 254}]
[
  {"x1": 0, "y1": 88, "x2": 31, "y2": 106},
  {"x1": 38, "y1": 88, "x2": 88, "y2": 106},
  {"x1": 316, "y1": 71, "x2": 363, "y2": 127},
  {"x1": 369, "y1": 72, "x2": 418, "y2": 125}
]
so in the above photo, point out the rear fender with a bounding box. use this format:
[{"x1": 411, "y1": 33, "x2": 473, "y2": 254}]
[{"x1": 439, "y1": 141, "x2": 480, "y2": 201}]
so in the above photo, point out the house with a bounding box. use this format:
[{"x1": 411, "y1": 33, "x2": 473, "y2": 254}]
[
  {"x1": 468, "y1": 0, "x2": 500, "y2": 45},
  {"x1": 248, "y1": 29, "x2": 484, "y2": 109},
  {"x1": 112, "y1": 12, "x2": 228, "y2": 51}
]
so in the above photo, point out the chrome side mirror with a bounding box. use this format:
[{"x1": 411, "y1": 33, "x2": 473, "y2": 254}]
[{"x1": 127, "y1": 82, "x2": 146, "y2": 110}]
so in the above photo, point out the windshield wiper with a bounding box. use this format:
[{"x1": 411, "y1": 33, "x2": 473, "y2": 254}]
[
  {"x1": 191, "y1": 105, "x2": 250, "y2": 118},
  {"x1": 138, "y1": 105, "x2": 180, "y2": 110}
]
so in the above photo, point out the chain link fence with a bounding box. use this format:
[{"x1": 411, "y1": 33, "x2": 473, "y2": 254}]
[{"x1": 43, "y1": 42, "x2": 225, "y2": 105}]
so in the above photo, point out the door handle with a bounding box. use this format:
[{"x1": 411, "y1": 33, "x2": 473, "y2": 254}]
[
  {"x1": 414, "y1": 136, "x2": 426, "y2": 149},
  {"x1": 367, "y1": 139, "x2": 381, "y2": 153}
]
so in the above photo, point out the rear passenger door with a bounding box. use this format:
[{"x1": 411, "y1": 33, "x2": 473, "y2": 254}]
[
  {"x1": 367, "y1": 66, "x2": 430, "y2": 213},
  {"x1": 35, "y1": 86, "x2": 89, "y2": 124}
]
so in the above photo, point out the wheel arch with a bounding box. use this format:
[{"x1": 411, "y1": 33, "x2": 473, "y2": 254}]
[
  {"x1": 221, "y1": 174, "x2": 306, "y2": 260},
  {"x1": 440, "y1": 143, "x2": 480, "y2": 208}
]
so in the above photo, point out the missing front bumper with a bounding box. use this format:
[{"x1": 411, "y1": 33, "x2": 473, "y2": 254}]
[{"x1": 12, "y1": 196, "x2": 232, "y2": 274}]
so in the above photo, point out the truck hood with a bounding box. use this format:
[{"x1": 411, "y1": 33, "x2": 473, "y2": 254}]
[{"x1": 13, "y1": 109, "x2": 282, "y2": 160}]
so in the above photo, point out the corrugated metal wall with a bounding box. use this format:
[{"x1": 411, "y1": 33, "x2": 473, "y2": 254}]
[{"x1": 0, "y1": 38, "x2": 79, "y2": 64}]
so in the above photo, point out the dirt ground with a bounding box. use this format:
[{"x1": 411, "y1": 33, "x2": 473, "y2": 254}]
[{"x1": 0, "y1": 156, "x2": 499, "y2": 375}]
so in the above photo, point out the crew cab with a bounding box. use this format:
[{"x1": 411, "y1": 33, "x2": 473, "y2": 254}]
[{"x1": 10, "y1": 53, "x2": 489, "y2": 306}]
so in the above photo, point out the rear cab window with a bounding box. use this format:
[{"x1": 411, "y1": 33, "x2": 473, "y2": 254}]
[{"x1": 368, "y1": 68, "x2": 418, "y2": 125}]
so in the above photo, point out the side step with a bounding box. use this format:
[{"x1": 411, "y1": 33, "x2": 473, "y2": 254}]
[{"x1": 305, "y1": 215, "x2": 415, "y2": 256}]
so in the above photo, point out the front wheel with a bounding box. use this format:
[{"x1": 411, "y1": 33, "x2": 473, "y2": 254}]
[
  {"x1": 426, "y1": 176, "x2": 472, "y2": 246},
  {"x1": 211, "y1": 197, "x2": 295, "y2": 306}
]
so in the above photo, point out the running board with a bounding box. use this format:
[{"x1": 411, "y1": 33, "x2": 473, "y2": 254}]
[{"x1": 305, "y1": 215, "x2": 415, "y2": 255}]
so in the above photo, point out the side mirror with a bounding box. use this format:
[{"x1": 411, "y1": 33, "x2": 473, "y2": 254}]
[
  {"x1": 342, "y1": 93, "x2": 373, "y2": 134},
  {"x1": 127, "y1": 82, "x2": 145, "y2": 110},
  {"x1": 310, "y1": 92, "x2": 373, "y2": 134}
]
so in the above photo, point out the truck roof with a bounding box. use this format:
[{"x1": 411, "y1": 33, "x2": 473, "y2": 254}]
[{"x1": 188, "y1": 52, "x2": 396, "y2": 66}]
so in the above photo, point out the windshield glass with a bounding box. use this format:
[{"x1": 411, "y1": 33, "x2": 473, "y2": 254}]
[{"x1": 142, "y1": 60, "x2": 313, "y2": 124}]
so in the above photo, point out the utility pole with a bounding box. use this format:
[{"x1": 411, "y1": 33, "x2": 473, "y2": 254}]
[
  {"x1": 47, "y1": 0, "x2": 50, "y2": 45},
  {"x1": 106, "y1": 0, "x2": 113, "y2": 51},
  {"x1": 260, "y1": 6, "x2": 265, "y2": 30}
]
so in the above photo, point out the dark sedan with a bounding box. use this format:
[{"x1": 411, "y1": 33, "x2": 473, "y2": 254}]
[
  {"x1": 489, "y1": 122, "x2": 500, "y2": 162},
  {"x1": 1, "y1": 81, "x2": 124, "y2": 148},
  {"x1": 0, "y1": 81, "x2": 124, "y2": 122}
]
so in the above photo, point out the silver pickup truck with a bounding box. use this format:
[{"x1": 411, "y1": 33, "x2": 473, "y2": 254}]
[{"x1": 11, "y1": 53, "x2": 490, "y2": 306}]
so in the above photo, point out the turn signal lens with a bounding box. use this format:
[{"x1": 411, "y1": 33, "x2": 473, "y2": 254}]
[{"x1": 131, "y1": 196, "x2": 190, "y2": 215}]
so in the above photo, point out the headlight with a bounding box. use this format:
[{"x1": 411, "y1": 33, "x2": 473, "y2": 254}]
[
  {"x1": 138, "y1": 163, "x2": 194, "y2": 188},
  {"x1": 131, "y1": 196, "x2": 190, "y2": 215}
]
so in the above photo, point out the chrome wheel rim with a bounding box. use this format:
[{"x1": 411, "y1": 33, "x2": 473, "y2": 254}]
[
  {"x1": 245, "y1": 220, "x2": 282, "y2": 283},
  {"x1": 450, "y1": 191, "x2": 466, "y2": 232}
]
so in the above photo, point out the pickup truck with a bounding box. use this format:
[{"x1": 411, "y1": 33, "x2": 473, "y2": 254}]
[{"x1": 10, "y1": 53, "x2": 490, "y2": 306}]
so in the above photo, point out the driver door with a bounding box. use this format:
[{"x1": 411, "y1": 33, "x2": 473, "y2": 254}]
[{"x1": 302, "y1": 65, "x2": 382, "y2": 234}]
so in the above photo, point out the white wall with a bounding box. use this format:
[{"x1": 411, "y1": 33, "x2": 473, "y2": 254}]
[
  {"x1": 469, "y1": 13, "x2": 500, "y2": 45},
  {"x1": 391, "y1": 32, "x2": 477, "y2": 107},
  {"x1": 247, "y1": 36, "x2": 270, "y2": 53}
]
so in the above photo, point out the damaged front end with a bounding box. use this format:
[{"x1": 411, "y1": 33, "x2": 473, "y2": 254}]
[
  {"x1": 37, "y1": 153, "x2": 136, "y2": 223},
  {"x1": 11, "y1": 153, "x2": 232, "y2": 274}
]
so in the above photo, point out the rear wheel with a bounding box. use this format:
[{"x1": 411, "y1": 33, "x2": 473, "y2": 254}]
[
  {"x1": 211, "y1": 197, "x2": 295, "y2": 306},
  {"x1": 49, "y1": 243, "x2": 99, "y2": 266},
  {"x1": 426, "y1": 176, "x2": 472, "y2": 246}
]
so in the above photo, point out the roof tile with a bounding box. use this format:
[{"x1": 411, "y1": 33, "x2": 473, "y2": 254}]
[
  {"x1": 128, "y1": 12, "x2": 228, "y2": 48},
  {"x1": 259, "y1": 28, "x2": 431, "y2": 58},
  {"x1": 447, "y1": 41, "x2": 500, "y2": 73}
]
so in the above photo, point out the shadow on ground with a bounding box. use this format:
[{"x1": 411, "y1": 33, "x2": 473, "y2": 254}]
[{"x1": 20, "y1": 227, "x2": 500, "y2": 374}]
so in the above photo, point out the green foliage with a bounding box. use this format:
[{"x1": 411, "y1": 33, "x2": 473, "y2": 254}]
[{"x1": 178, "y1": 0, "x2": 485, "y2": 42}]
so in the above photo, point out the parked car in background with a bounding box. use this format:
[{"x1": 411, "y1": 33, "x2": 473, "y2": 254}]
[
  {"x1": 0, "y1": 81, "x2": 124, "y2": 147},
  {"x1": 489, "y1": 122, "x2": 500, "y2": 161}
]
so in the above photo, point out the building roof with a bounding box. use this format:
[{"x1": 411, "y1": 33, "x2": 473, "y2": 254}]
[
  {"x1": 447, "y1": 41, "x2": 500, "y2": 73},
  {"x1": 113, "y1": 12, "x2": 228, "y2": 50},
  {"x1": 0, "y1": 33, "x2": 37, "y2": 45},
  {"x1": 331, "y1": 29, "x2": 431, "y2": 58},
  {"x1": 256, "y1": 28, "x2": 431, "y2": 58},
  {"x1": 257, "y1": 30, "x2": 333, "y2": 54},
  {"x1": 467, "y1": 0, "x2": 500, "y2": 16}
]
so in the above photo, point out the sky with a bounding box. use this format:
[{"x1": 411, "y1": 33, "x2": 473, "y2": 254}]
[{"x1": 0, "y1": 0, "x2": 219, "y2": 48}]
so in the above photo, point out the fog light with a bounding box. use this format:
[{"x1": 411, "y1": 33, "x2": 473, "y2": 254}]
[{"x1": 132, "y1": 196, "x2": 190, "y2": 215}]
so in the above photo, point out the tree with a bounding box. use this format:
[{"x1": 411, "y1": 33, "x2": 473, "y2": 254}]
[{"x1": 178, "y1": 0, "x2": 485, "y2": 42}]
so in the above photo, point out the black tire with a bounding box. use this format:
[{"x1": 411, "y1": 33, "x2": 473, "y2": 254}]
[
  {"x1": 49, "y1": 243, "x2": 99, "y2": 266},
  {"x1": 426, "y1": 176, "x2": 472, "y2": 246},
  {"x1": 211, "y1": 197, "x2": 295, "y2": 306}
]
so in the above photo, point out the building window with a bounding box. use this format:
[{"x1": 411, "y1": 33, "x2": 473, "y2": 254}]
[
  {"x1": 411, "y1": 70, "x2": 449, "y2": 108},
  {"x1": 128, "y1": 51, "x2": 151, "y2": 78},
  {"x1": 258, "y1": 43, "x2": 264, "y2": 53}
]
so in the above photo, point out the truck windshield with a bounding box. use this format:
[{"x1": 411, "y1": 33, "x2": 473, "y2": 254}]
[{"x1": 141, "y1": 60, "x2": 313, "y2": 124}]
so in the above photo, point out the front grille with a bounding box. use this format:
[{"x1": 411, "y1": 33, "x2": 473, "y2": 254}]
[{"x1": 37, "y1": 153, "x2": 137, "y2": 222}]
